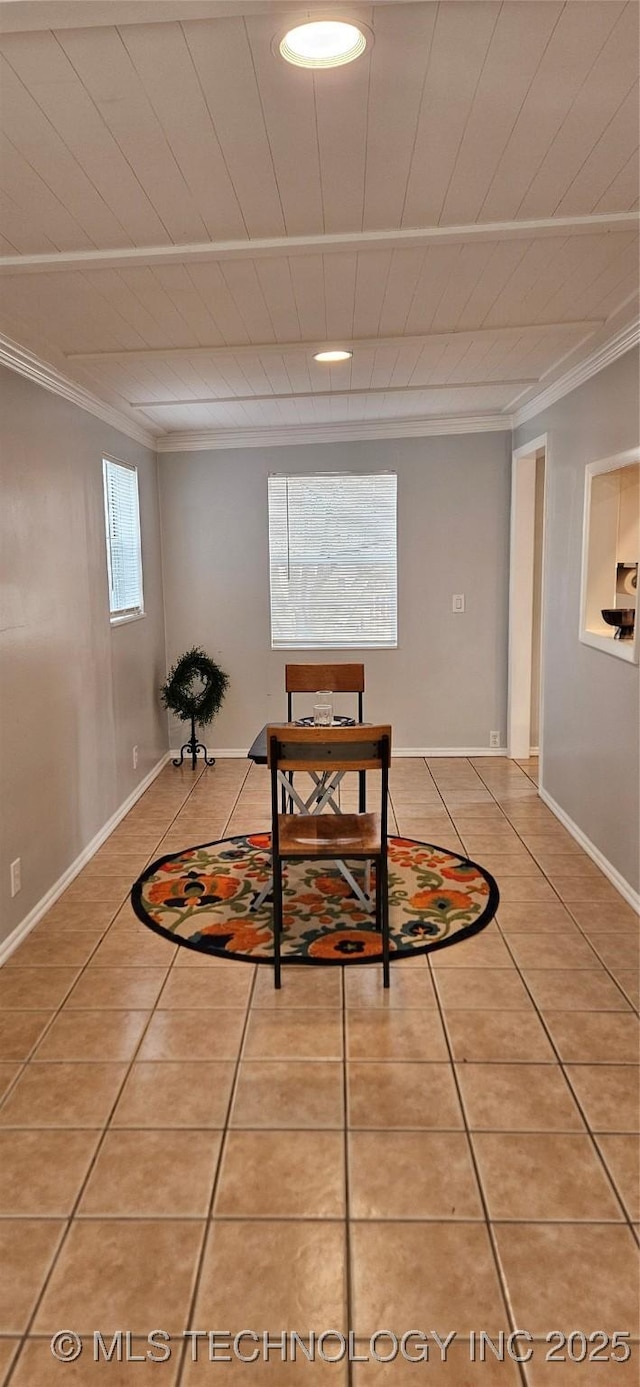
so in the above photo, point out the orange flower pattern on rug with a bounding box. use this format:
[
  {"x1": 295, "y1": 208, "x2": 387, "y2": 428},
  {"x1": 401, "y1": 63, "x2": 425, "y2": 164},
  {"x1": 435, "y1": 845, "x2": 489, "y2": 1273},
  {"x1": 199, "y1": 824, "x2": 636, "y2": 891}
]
[{"x1": 132, "y1": 835, "x2": 498, "y2": 963}]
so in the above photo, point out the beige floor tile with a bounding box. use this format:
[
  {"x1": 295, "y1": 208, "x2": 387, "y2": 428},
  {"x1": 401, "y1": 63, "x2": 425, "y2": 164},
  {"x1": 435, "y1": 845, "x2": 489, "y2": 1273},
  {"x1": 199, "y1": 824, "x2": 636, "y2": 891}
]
[
  {"x1": 0, "y1": 968, "x2": 80, "y2": 1010},
  {"x1": 193, "y1": 1220, "x2": 347, "y2": 1332},
  {"x1": 243, "y1": 1009, "x2": 343, "y2": 1060},
  {"x1": 251, "y1": 966, "x2": 341, "y2": 1008},
  {"x1": 9, "y1": 1337, "x2": 180, "y2": 1385},
  {"x1": 595, "y1": 1134, "x2": 640, "y2": 1220},
  {"x1": 38, "y1": 905, "x2": 123, "y2": 934},
  {"x1": 346, "y1": 1009, "x2": 448, "y2": 1061},
  {"x1": 112, "y1": 1060, "x2": 235, "y2": 1128},
  {"x1": 456, "y1": 1064, "x2": 584, "y2": 1131},
  {"x1": 566, "y1": 900, "x2": 639, "y2": 932},
  {"x1": 552, "y1": 878, "x2": 629, "y2": 905},
  {"x1": 171, "y1": 949, "x2": 240, "y2": 969},
  {"x1": 445, "y1": 1010, "x2": 555, "y2": 1063},
  {"x1": 0, "y1": 1064, "x2": 21, "y2": 1101},
  {"x1": 33, "y1": 1220, "x2": 205, "y2": 1335},
  {"x1": 344, "y1": 968, "x2": 435, "y2": 1008},
  {"x1": 543, "y1": 1011, "x2": 640, "y2": 1063},
  {"x1": 0, "y1": 1129, "x2": 99, "y2": 1215},
  {"x1": 431, "y1": 935, "x2": 513, "y2": 969},
  {"x1": 506, "y1": 934, "x2": 600, "y2": 970},
  {"x1": 0, "y1": 1220, "x2": 65, "y2": 1332},
  {"x1": 78, "y1": 1129, "x2": 221, "y2": 1217},
  {"x1": 523, "y1": 969, "x2": 631, "y2": 1013},
  {"x1": 183, "y1": 1358, "x2": 347, "y2": 1385},
  {"x1": 157, "y1": 968, "x2": 253, "y2": 1009},
  {"x1": 476, "y1": 852, "x2": 543, "y2": 876},
  {"x1": 524, "y1": 1352, "x2": 639, "y2": 1385},
  {"x1": 351, "y1": 1222, "x2": 508, "y2": 1336},
  {"x1": 434, "y1": 969, "x2": 532, "y2": 1011},
  {"x1": 616, "y1": 971, "x2": 640, "y2": 1007},
  {"x1": 215, "y1": 1130, "x2": 345, "y2": 1217},
  {"x1": 496, "y1": 901, "x2": 576, "y2": 932},
  {"x1": 230, "y1": 1060, "x2": 344, "y2": 1129},
  {"x1": 6, "y1": 933, "x2": 102, "y2": 969},
  {"x1": 472, "y1": 1132, "x2": 622, "y2": 1220},
  {"x1": 589, "y1": 934, "x2": 640, "y2": 970},
  {"x1": 138, "y1": 1010, "x2": 245, "y2": 1061},
  {"x1": 0, "y1": 1062, "x2": 128, "y2": 1128},
  {"x1": 349, "y1": 1130, "x2": 482, "y2": 1219},
  {"x1": 0, "y1": 1340, "x2": 19, "y2": 1387},
  {"x1": 33, "y1": 1009, "x2": 149, "y2": 1061},
  {"x1": 348, "y1": 1062, "x2": 463, "y2": 1129},
  {"x1": 493, "y1": 878, "x2": 558, "y2": 903},
  {"x1": 352, "y1": 1342, "x2": 521, "y2": 1384},
  {"x1": 65, "y1": 968, "x2": 169, "y2": 1010},
  {"x1": 493, "y1": 1223, "x2": 639, "y2": 1336},
  {"x1": 0, "y1": 1011, "x2": 54, "y2": 1061},
  {"x1": 565, "y1": 1065, "x2": 640, "y2": 1132},
  {"x1": 91, "y1": 932, "x2": 177, "y2": 968}
]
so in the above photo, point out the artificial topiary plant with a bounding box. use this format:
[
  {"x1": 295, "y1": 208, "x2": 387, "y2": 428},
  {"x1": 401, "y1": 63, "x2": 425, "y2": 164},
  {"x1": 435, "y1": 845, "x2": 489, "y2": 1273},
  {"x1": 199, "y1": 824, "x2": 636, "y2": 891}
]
[{"x1": 161, "y1": 646, "x2": 229, "y2": 769}]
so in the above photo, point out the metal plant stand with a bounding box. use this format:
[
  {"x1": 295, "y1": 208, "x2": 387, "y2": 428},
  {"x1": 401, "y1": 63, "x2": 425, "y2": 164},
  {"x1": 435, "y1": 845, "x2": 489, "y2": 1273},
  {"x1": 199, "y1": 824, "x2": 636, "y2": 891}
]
[{"x1": 173, "y1": 715, "x2": 216, "y2": 770}]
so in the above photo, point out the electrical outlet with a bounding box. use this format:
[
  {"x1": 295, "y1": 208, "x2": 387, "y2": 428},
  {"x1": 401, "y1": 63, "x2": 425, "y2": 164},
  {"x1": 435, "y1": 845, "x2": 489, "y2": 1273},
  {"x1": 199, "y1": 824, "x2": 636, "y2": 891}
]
[
  {"x1": 132, "y1": 745, "x2": 139, "y2": 770},
  {"x1": 489, "y1": 731, "x2": 501, "y2": 749},
  {"x1": 452, "y1": 594, "x2": 465, "y2": 613},
  {"x1": 10, "y1": 858, "x2": 21, "y2": 897}
]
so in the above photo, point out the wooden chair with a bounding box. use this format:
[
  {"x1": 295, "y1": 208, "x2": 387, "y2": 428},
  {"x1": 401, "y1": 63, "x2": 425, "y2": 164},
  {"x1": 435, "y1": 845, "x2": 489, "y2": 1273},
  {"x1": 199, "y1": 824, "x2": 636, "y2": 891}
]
[
  {"x1": 267, "y1": 724, "x2": 392, "y2": 990},
  {"x1": 284, "y1": 663, "x2": 366, "y2": 812},
  {"x1": 285, "y1": 662, "x2": 365, "y2": 723}
]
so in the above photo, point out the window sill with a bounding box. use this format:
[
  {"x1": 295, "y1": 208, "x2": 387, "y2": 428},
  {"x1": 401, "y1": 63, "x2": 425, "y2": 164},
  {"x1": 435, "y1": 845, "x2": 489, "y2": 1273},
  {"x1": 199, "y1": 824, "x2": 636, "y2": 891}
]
[
  {"x1": 110, "y1": 611, "x2": 145, "y2": 628},
  {"x1": 579, "y1": 628, "x2": 638, "y2": 664}
]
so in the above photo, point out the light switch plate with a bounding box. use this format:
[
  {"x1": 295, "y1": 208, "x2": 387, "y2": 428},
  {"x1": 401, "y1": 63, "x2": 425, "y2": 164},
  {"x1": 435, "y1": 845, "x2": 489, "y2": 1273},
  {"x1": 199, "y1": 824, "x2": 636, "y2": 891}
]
[{"x1": 452, "y1": 594, "x2": 465, "y2": 613}]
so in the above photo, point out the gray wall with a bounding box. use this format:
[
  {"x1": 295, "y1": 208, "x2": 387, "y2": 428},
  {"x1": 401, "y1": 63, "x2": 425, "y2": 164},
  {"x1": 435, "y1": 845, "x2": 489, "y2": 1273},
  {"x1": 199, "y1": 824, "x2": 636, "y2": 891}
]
[
  {"x1": 0, "y1": 367, "x2": 168, "y2": 945},
  {"x1": 159, "y1": 432, "x2": 512, "y2": 752},
  {"x1": 515, "y1": 348, "x2": 640, "y2": 893}
]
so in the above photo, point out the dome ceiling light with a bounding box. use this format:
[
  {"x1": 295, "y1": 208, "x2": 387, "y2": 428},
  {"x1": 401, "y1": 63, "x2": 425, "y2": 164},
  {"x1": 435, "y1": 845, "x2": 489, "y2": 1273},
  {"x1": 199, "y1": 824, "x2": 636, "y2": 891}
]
[
  {"x1": 313, "y1": 349, "x2": 353, "y2": 362},
  {"x1": 278, "y1": 20, "x2": 368, "y2": 70}
]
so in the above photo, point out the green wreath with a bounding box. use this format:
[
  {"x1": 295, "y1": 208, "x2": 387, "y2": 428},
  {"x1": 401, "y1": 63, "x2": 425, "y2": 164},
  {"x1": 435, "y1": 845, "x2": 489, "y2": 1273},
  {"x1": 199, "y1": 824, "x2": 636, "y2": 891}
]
[{"x1": 160, "y1": 647, "x2": 229, "y2": 726}]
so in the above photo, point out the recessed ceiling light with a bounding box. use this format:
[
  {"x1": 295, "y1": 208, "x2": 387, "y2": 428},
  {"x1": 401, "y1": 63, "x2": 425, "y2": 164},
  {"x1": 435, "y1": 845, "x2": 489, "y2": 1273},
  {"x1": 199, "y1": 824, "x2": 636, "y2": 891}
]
[
  {"x1": 313, "y1": 349, "x2": 353, "y2": 363},
  {"x1": 279, "y1": 20, "x2": 368, "y2": 70}
]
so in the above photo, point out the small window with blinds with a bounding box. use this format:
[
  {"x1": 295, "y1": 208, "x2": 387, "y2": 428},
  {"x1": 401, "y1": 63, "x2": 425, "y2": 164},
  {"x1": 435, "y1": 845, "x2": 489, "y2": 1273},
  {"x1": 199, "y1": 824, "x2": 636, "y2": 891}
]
[
  {"x1": 268, "y1": 473, "x2": 397, "y2": 649},
  {"x1": 103, "y1": 457, "x2": 144, "y2": 622}
]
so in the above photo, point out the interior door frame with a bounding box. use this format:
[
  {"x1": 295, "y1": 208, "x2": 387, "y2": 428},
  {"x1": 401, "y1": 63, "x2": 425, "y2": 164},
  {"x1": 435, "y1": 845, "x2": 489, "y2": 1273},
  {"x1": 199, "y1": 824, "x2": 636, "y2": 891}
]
[{"x1": 508, "y1": 433, "x2": 548, "y2": 769}]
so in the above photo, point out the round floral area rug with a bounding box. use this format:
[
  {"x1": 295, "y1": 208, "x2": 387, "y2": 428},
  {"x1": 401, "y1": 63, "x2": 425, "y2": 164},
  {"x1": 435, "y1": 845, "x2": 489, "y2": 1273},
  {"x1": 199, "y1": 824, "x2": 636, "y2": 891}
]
[{"x1": 131, "y1": 834, "x2": 499, "y2": 965}]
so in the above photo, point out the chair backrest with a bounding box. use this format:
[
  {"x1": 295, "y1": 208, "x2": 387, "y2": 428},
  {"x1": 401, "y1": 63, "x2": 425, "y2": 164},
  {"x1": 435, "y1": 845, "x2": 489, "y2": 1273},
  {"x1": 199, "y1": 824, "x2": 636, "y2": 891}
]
[
  {"x1": 267, "y1": 724, "x2": 391, "y2": 774},
  {"x1": 285, "y1": 663, "x2": 365, "y2": 722}
]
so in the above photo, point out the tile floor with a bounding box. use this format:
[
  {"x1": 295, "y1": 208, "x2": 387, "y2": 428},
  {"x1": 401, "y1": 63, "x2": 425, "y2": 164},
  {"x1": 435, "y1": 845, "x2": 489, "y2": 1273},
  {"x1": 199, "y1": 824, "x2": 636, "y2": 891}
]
[{"x1": 0, "y1": 755, "x2": 638, "y2": 1385}]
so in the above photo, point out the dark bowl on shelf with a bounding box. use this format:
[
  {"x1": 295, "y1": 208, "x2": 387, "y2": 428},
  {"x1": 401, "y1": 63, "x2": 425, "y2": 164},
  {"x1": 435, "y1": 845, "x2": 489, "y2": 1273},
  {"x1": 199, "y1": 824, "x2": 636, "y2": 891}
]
[{"x1": 601, "y1": 607, "x2": 635, "y2": 632}]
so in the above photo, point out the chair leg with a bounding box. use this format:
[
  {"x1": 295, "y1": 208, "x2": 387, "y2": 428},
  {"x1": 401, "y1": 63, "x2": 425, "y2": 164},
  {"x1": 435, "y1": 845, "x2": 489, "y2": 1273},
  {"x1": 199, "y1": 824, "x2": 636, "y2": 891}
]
[
  {"x1": 272, "y1": 855, "x2": 283, "y2": 989},
  {"x1": 380, "y1": 854, "x2": 390, "y2": 988}
]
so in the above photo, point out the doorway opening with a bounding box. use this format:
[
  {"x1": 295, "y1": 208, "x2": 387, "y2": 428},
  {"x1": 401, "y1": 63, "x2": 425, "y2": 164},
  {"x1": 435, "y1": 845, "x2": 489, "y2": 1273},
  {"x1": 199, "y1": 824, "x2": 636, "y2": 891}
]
[{"x1": 508, "y1": 434, "x2": 547, "y2": 768}]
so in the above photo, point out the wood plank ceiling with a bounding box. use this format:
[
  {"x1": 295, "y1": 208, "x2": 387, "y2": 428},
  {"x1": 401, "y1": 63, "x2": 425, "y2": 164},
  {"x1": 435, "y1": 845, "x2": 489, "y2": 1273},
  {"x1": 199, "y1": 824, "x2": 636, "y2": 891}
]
[{"x1": 0, "y1": 0, "x2": 637, "y2": 445}]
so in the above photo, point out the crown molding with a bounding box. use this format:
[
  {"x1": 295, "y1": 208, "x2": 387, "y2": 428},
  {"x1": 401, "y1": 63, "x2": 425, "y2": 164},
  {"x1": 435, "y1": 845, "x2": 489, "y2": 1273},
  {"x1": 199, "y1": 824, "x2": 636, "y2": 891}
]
[
  {"x1": 0, "y1": 334, "x2": 158, "y2": 450},
  {"x1": 512, "y1": 317, "x2": 640, "y2": 428},
  {"x1": 156, "y1": 413, "x2": 511, "y2": 452},
  {"x1": 1, "y1": 212, "x2": 637, "y2": 276}
]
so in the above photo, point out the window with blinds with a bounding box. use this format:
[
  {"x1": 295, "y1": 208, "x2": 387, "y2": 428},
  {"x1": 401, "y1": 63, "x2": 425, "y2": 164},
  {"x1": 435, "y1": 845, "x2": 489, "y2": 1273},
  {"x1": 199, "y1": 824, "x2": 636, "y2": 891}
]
[
  {"x1": 268, "y1": 473, "x2": 397, "y2": 649},
  {"x1": 102, "y1": 458, "x2": 144, "y2": 621}
]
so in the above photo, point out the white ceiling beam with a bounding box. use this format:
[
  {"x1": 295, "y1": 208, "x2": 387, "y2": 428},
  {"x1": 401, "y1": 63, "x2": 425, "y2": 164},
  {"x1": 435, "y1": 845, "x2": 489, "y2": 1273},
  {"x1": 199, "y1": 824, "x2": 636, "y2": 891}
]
[
  {"x1": 0, "y1": 214, "x2": 636, "y2": 276},
  {"x1": 68, "y1": 322, "x2": 602, "y2": 364},
  {"x1": 129, "y1": 379, "x2": 540, "y2": 409}
]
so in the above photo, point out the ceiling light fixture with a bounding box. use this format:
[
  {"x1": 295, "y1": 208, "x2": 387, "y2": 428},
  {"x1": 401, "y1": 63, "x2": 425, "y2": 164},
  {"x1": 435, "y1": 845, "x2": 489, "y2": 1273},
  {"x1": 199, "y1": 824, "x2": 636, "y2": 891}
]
[
  {"x1": 313, "y1": 349, "x2": 353, "y2": 363},
  {"x1": 279, "y1": 20, "x2": 368, "y2": 69}
]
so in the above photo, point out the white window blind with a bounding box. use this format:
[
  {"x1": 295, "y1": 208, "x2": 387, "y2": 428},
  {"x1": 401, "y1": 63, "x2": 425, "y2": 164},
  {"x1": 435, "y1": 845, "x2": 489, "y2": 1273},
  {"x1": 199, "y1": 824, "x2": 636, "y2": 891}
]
[
  {"x1": 103, "y1": 458, "x2": 144, "y2": 620},
  {"x1": 268, "y1": 472, "x2": 397, "y2": 649}
]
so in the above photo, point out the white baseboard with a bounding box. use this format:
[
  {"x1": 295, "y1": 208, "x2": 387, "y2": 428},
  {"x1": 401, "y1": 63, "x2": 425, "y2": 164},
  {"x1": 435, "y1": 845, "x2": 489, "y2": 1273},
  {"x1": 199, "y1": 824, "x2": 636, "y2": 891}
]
[
  {"x1": 539, "y1": 784, "x2": 640, "y2": 914},
  {"x1": 174, "y1": 746, "x2": 509, "y2": 760},
  {"x1": 0, "y1": 753, "x2": 171, "y2": 968}
]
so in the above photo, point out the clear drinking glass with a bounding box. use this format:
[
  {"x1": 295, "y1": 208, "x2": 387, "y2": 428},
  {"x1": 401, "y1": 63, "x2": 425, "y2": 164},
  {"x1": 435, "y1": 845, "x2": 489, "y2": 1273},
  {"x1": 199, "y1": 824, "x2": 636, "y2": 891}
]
[{"x1": 313, "y1": 691, "x2": 333, "y2": 726}]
